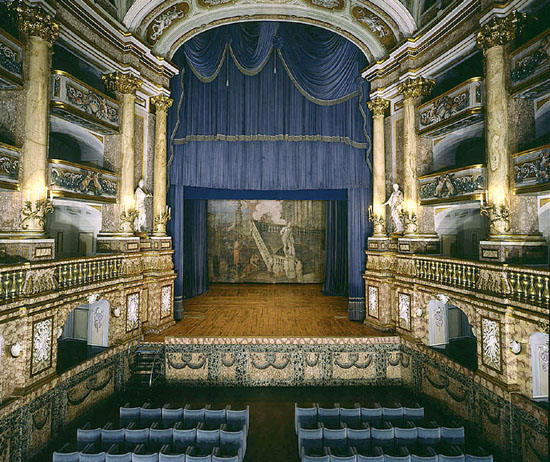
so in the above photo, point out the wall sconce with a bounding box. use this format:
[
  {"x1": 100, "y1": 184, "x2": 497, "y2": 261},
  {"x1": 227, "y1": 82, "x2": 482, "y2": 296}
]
[
  {"x1": 10, "y1": 341, "x2": 23, "y2": 358},
  {"x1": 113, "y1": 307, "x2": 121, "y2": 318},
  {"x1": 510, "y1": 340, "x2": 522, "y2": 355}
]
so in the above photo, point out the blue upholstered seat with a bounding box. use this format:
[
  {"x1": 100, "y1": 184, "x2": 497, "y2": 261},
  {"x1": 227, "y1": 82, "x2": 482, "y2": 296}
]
[
  {"x1": 173, "y1": 424, "x2": 196, "y2": 453},
  {"x1": 298, "y1": 424, "x2": 323, "y2": 456},
  {"x1": 212, "y1": 445, "x2": 242, "y2": 462},
  {"x1": 381, "y1": 405, "x2": 403, "y2": 425},
  {"x1": 370, "y1": 422, "x2": 394, "y2": 450},
  {"x1": 158, "y1": 444, "x2": 186, "y2": 462},
  {"x1": 205, "y1": 406, "x2": 228, "y2": 428},
  {"x1": 318, "y1": 406, "x2": 340, "y2": 428},
  {"x1": 465, "y1": 447, "x2": 493, "y2": 462},
  {"x1": 328, "y1": 445, "x2": 357, "y2": 462},
  {"x1": 301, "y1": 445, "x2": 329, "y2": 462},
  {"x1": 186, "y1": 446, "x2": 213, "y2": 462},
  {"x1": 105, "y1": 444, "x2": 132, "y2": 462},
  {"x1": 417, "y1": 422, "x2": 441, "y2": 446},
  {"x1": 124, "y1": 428, "x2": 149, "y2": 451},
  {"x1": 120, "y1": 407, "x2": 141, "y2": 428},
  {"x1": 162, "y1": 408, "x2": 184, "y2": 428},
  {"x1": 347, "y1": 423, "x2": 371, "y2": 453},
  {"x1": 394, "y1": 420, "x2": 417, "y2": 446},
  {"x1": 141, "y1": 408, "x2": 162, "y2": 427},
  {"x1": 339, "y1": 404, "x2": 361, "y2": 428},
  {"x1": 220, "y1": 425, "x2": 246, "y2": 458},
  {"x1": 361, "y1": 404, "x2": 382, "y2": 426},
  {"x1": 53, "y1": 443, "x2": 79, "y2": 462},
  {"x1": 403, "y1": 405, "x2": 424, "y2": 422},
  {"x1": 132, "y1": 444, "x2": 159, "y2": 461},
  {"x1": 438, "y1": 445, "x2": 465, "y2": 462},
  {"x1": 102, "y1": 427, "x2": 125, "y2": 451},
  {"x1": 323, "y1": 423, "x2": 347, "y2": 450},
  {"x1": 79, "y1": 443, "x2": 107, "y2": 462},
  {"x1": 226, "y1": 406, "x2": 249, "y2": 435},
  {"x1": 196, "y1": 426, "x2": 220, "y2": 452},
  {"x1": 441, "y1": 425, "x2": 465, "y2": 446},
  {"x1": 184, "y1": 406, "x2": 205, "y2": 428},
  {"x1": 409, "y1": 446, "x2": 438, "y2": 462},
  {"x1": 355, "y1": 446, "x2": 384, "y2": 462},
  {"x1": 78, "y1": 425, "x2": 102, "y2": 450},
  {"x1": 382, "y1": 446, "x2": 411, "y2": 462},
  {"x1": 150, "y1": 426, "x2": 174, "y2": 451},
  {"x1": 296, "y1": 403, "x2": 319, "y2": 433}
]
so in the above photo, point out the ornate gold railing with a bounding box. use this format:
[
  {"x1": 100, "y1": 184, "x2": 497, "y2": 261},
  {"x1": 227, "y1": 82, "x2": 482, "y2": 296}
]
[{"x1": 0, "y1": 254, "x2": 124, "y2": 303}]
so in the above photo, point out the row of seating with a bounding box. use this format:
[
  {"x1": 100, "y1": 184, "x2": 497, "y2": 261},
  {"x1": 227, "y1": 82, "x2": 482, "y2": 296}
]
[
  {"x1": 54, "y1": 442, "x2": 242, "y2": 462},
  {"x1": 295, "y1": 403, "x2": 424, "y2": 432},
  {"x1": 120, "y1": 405, "x2": 249, "y2": 432},
  {"x1": 298, "y1": 421, "x2": 465, "y2": 453},
  {"x1": 300, "y1": 444, "x2": 493, "y2": 462}
]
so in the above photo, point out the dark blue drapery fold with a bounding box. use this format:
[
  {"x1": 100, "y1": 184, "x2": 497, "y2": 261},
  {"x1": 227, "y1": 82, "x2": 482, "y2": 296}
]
[
  {"x1": 323, "y1": 200, "x2": 348, "y2": 296},
  {"x1": 168, "y1": 21, "x2": 372, "y2": 320},
  {"x1": 183, "y1": 199, "x2": 209, "y2": 300}
]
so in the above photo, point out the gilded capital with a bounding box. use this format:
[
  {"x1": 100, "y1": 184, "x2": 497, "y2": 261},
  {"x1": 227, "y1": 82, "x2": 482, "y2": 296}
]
[
  {"x1": 397, "y1": 77, "x2": 435, "y2": 100},
  {"x1": 476, "y1": 12, "x2": 526, "y2": 52},
  {"x1": 367, "y1": 97, "x2": 389, "y2": 116},
  {"x1": 102, "y1": 71, "x2": 142, "y2": 95},
  {"x1": 10, "y1": 2, "x2": 59, "y2": 44},
  {"x1": 151, "y1": 94, "x2": 174, "y2": 113}
]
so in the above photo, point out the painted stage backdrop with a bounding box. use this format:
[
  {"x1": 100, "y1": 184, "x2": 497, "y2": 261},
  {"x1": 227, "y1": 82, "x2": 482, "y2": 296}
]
[{"x1": 207, "y1": 200, "x2": 326, "y2": 283}]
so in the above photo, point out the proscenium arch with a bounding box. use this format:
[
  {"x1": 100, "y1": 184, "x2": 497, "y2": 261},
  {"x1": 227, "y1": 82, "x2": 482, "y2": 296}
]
[{"x1": 123, "y1": 0, "x2": 417, "y2": 62}]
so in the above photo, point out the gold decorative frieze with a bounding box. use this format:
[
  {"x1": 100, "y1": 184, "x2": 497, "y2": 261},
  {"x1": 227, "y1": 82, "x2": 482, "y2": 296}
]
[
  {"x1": 304, "y1": 0, "x2": 344, "y2": 12},
  {"x1": 351, "y1": 6, "x2": 396, "y2": 48},
  {"x1": 10, "y1": 2, "x2": 59, "y2": 44},
  {"x1": 102, "y1": 71, "x2": 142, "y2": 96},
  {"x1": 48, "y1": 159, "x2": 119, "y2": 203},
  {"x1": 0, "y1": 142, "x2": 20, "y2": 191},
  {"x1": 367, "y1": 97, "x2": 389, "y2": 116},
  {"x1": 198, "y1": 0, "x2": 235, "y2": 7},
  {"x1": 397, "y1": 77, "x2": 435, "y2": 100},
  {"x1": 51, "y1": 71, "x2": 120, "y2": 134},
  {"x1": 509, "y1": 29, "x2": 550, "y2": 99},
  {"x1": 419, "y1": 164, "x2": 486, "y2": 205},
  {"x1": 513, "y1": 144, "x2": 550, "y2": 194},
  {"x1": 476, "y1": 11, "x2": 526, "y2": 52},
  {"x1": 151, "y1": 94, "x2": 174, "y2": 113},
  {"x1": 146, "y1": 3, "x2": 190, "y2": 44},
  {"x1": 0, "y1": 29, "x2": 23, "y2": 90},
  {"x1": 418, "y1": 77, "x2": 484, "y2": 137}
]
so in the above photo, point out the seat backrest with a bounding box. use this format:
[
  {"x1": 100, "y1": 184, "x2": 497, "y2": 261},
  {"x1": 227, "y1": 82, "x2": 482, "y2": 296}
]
[
  {"x1": 410, "y1": 446, "x2": 437, "y2": 462},
  {"x1": 361, "y1": 405, "x2": 382, "y2": 426},
  {"x1": 295, "y1": 403, "x2": 318, "y2": 433},
  {"x1": 124, "y1": 428, "x2": 150, "y2": 443},
  {"x1": 78, "y1": 428, "x2": 102, "y2": 450},
  {"x1": 150, "y1": 427, "x2": 174, "y2": 445},
  {"x1": 173, "y1": 426, "x2": 196, "y2": 451},
  {"x1": 382, "y1": 407, "x2": 403, "y2": 424},
  {"x1": 339, "y1": 406, "x2": 361, "y2": 427},
  {"x1": 417, "y1": 425, "x2": 440, "y2": 445},
  {"x1": 102, "y1": 429, "x2": 125, "y2": 449},
  {"x1": 394, "y1": 423, "x2": 418, "y2": 444},
  {"x1": 140, "y1": 408, "x2": 162, "y2": 426},
  {"x1": 184, "y1": 407, "x2": 205, "y2": 427},
  {"x1": 120, "y1": 408, "x2": 141, "y2": 427},
  {"x1": 197, "y1": 428, "x2": 220, "y2": 449},
  {"x1": 131, "y1": 453, "x2": 159, "y2": 462},
  {"x1": 298, "y1": 427, "x2": 323, "y2": 454},
  {"x1": 79, "y1": 451, "x2": 107, "y2": 462},
  {"x1": 465, "y1": 455, "x2": 493, "y2": 462},
  {"x1": 318, "y1": 406, "x2": 340, "y2": 427},
  {"x1": 159, "y1": 452, "x2": 186, "y2": 462},
  {"x1": 403, "y1": 406, "x2": 424, "y2": 421},
  {"x1": 370, "y1": 424, "x2": 394, "y2": 449},
  {"x1": 161, "y1": 408, "x2": 183, "y2": 426},
  {"x1": 441, "y1": 426, "x2": 465, "y2": 445},
  {"x1": 186, "y1": 446, "x2": 213, "y2": 462},
  {"x1": 105, "y1": 452, "x2": 132, "y2": 462},
  {"x1": 226, "y1": 406, "x2": 249, "y2": 434},
  {"x1": 356, "y1": 446, "x2": 384, "y2": 462},
  {"x1": 220, "y1": 427, "x2": 245, "y2": 445},
  {"x1": 322, "y1": 424, "x2": 346, "y2": 447},
  {"x1": 205, "y1": 408, "x2": 226, "y2": 427},
  {"x1": 53, "y1": 448, "x2": 80, "y2": 462}
]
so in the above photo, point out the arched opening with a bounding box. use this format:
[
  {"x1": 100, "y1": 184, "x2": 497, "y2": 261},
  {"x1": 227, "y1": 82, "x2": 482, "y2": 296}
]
[
  {"x1": 428, "y1": 297, "x2": 477, "y2": 371},
  {"x1": 57, "y1": 299, "x2": 110, "y2": 373},
  {"x1": 530, "y1": 332, "x2": 549, "y2": 401}
]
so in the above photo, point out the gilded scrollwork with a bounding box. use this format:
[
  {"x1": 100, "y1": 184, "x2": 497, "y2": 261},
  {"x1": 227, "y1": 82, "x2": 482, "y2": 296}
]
[
  {"x1": 102, "y1": 72, "x2": 142, "y2": 95},
  {"x1": 476, "y1": 12, "x2": 526, "y2": 52},
  {"x1": 22, "y1": 267, "x2": 58, "y2": 296}
]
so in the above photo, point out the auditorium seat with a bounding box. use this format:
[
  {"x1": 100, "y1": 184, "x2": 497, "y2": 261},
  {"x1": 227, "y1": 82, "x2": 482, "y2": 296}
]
[
  {"x1": 301, "y1": 445, "x2": 329, "y2": 462},
  {"x1": 149, "y1": 424, "x2": 174, "y2": 451},
  {"x1": 296, "y1": 403, "x2": 319, "y2": 433},
  {"x1": 105, "y1": 444, "x2": 132, "y2": 462},
  {"x1": 339, "y1": 404, "x2": 361, "y2": 428},
  {"x1": 78, "y1": 423, "x2": 102, "y2": 450},
  {"x1": 173, "y1": 423, "x2": 197, "y2": 453},
  {"x1": 212, "y1": 445, "x2": 242, "y2": 462},
  {"x1": 162, "y1": 407, "x2": 184, "y2": 428},
  {"x1": 409, "y1": 446, "x2": 438, "y2": 462},
  {"x1": 196, "y1": 425, "x2": 220, "y2": 452},
  {"x1": 381, "y1": 404, "x2": 403, "y2": 425},
  {"x1": 464, "y1": 447, "x2": 493, "y2": 461},
  {"x1": 394, "y1": 420, "x2": 417, "y2": 446},
  {"x1": 186, "y1": 446, "x2": 213, "y2": 462},
  {"x1": 79, "y1": 443, "x2": 107, "y2": 462},
  {"x1": 327, "y1": 445, "x2": 356, "y2": 461},
  {"x1": 124, "y1": 425, "x2": 150, "y2": 451},
  {"x1": 204, "y1": 405, "x2": 229, "y2": 428},
  {"x1": 361, "y1": 404, "x2": 383, "y2": 426},
  {"x1": 53, "y1": 443, "x2": 79, "y2": 462},
  {"x1": 120, "y1": 406, "x2": 141, "y2": 427},
  {"x1": 220, "y1": 424, "x2": 246, "y2": 458},
  {"x1": 370, "y1": 422, "x2": 394, "y2": 449},
  {"x1": 403, "y1": 405, "x2": 424, "y2": 422},
  {"x1": 184, "y1": 406, "x2": 206, "y2": 428},
  {"x1": 417, "y1": 422, "x2": 441, "y2": 446},
  {"x1": 346, "y1": 423, "x2": 371, "y2": 453},
  {"x1": 132, "y1": 443, "x2": 159, "y2": 461},
  {"x1": 226, "y1": 406, "x2": 249, "y2": 435},
  {"x1": 298, "y1": 424, "x2": 323, "y2": 456},
  {"x1": 318, "y1": 405, "x2": 340, "y2": 428},
  {"x1": 101, "y1": 424, "x2": 125, "y2": 451},
  {"x1": 158, "y1": 445, "x2": 186, "y2": 461},
  {"x1": 323, "y1": 422, "x2": 347, "y2": 450},
  {"x1": 382, "y1": 446, "x2": 411, "y2": 462},
  {"x1": 141, "y1": 407, "x2": 162, "y2": 427},
  {"x1": 437, "y1": 445, "x2": 465, "y2": 462},
  {"x1": 441, "y1": 424, "x2": 465, "y2": 446},
  {"x1": 355, "y1": 446, "x2": 384, "y2": 462}
]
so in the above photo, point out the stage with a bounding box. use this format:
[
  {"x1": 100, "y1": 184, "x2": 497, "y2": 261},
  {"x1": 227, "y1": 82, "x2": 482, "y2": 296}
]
[{"x1": 147, "y1": 284, "x2": 390, "y2": 340}]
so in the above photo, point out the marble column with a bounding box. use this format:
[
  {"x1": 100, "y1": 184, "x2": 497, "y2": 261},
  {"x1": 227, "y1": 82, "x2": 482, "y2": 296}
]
[
  {"x1": 151, "y1": 94, "x2": 173, "y2": 237},
  {"x1": 476, "y1": 12, "x2": 546, "y2": 262},
  {"x1": 397, "y1": 77, "x2": 434, "y2": 236},
  {"x1": 102, "y1": 72, "x2": 142, "y2": 236},
  {"x1": 367, "y1": 97, "x2": 389, "y2": 237}
]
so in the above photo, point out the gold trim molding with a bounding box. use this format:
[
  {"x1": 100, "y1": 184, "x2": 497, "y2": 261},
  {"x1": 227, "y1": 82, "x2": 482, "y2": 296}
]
[
  {"x1": 151, "y1": 94, "x2": 174, "y2": 113},
  {"x1": 367, "y1": 97, "x2": 389, "y2": 116},
  {"x1": 102, "y1": 71, "x2": 143, "y2": 96},
  {"x1": 397, "y1": 77, "x2": 435, "y2": 100},
  {"x1": 476, "y1": 11, "x2": 526, "y2": 52},
  {"x1": 9, "y1": 2, "x2": 59, "y2": 44}
]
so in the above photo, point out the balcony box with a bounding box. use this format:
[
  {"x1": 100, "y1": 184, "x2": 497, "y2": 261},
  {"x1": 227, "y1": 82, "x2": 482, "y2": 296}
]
[
  {"x1": 513, "y1": 144, "x2": 550, "y2": 194},
  {"x1": 0, "y1": 29, "x2": 23, "y2": 90},
  {"x1": 50, "y1": 70, "x2": 120, "y2": 134},
  {"x1": 419, "y1": 164, "x2": 486, "y2": 205},
  {"x1": 418, "y1": 77, "x2": 484, "y2": 138},
  {"x1": 0, "y1": 142, "x2": 20, "y2": 191}
]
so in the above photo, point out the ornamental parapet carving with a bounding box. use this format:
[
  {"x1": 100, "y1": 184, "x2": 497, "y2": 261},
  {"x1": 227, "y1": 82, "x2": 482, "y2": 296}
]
[
  {"x1": 418, "y1": 164, "x2": 486, "y2": 205},
  {"x1": 0, "y1": 142, "x2": 20, "y2": 191},
  {"x1": 365, "y1": 253, "x2": 396, "y2": 272},
  {"x1": 509, "y1": 29, "x2": 550, "y2": 99},
  {"x1": 367, "y1": 97, "x2": 389, "y2": 116},
  {"x1": 102, "y1": 71, "x2": 142, "y2": 96},
  {"x1": 48, "y1": 159, "x2": 118, "y2": 203},
  {"x1": 151, "y1": 94, "x2": 174, "y2": 113},
  {"x1": 51, "y1": 71, "x2": 120, "y2": 134},
  {"x1": 418, "y1": 77, "x2": 484, "y2": 137},
  {"x1": 10, "y1": 2, "x2": 59, "y2": 44},
  {"x1": 513, "y1": 144, "x2": 550, "y2": 194},
  {"x1": 476, "y1": 11, "x2": 526, "y2": 52},
  {"x1": 0, "y1": 28, "x2": 23, "y2": 90},
  {"x1": 397, "y1": 76, "x2": 435, "y2": 100}
]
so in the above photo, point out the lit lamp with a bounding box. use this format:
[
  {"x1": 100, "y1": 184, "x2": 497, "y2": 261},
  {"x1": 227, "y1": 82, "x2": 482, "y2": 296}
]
[
  {"x1": 120, "y1": 197, "x2": 138, "y2": 234},
  {"x1": 368, "y1": 204, "x2": 386, "y2": 236},
  {"x1": 480, "y1": 189, "x2": 510, "y2": 235},
  {"x1": 400, "y1": 200, "x2": 418, "y2": 235},
  {"x1": 154, "y1": 204, "x2": 172, "y2": 235},
  {"x1": 21, "y1": 186, "x2": 54, "y2": 231}
]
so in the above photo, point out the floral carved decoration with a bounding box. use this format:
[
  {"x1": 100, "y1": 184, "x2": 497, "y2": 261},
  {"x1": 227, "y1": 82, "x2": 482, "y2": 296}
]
[
  {"x1": 515, "y1": 149, "x2": 550, "y2": 186},
  {"x1": 481, "y1": 317, "x2": 501, "y2": 371},
  {"x1": 51, "y1": 167, "x2": 117, "y2": 197},
  {"x1": 398, "y1": 293, "x2": 411, "y2": 330},
  {"x1": 304, "y1": 0, "x2": 344, "y2": 11},
  {"x1": 0, "y1": 41, "x2": 22, "y2": 76},
  {"x1": 126, "y1": 292, "x2": 140, "y2": 332},
  {"x1": 32, "y1": 317, "x2": 52, "y2": 375},
  {"x1": 419, "y1": 90, "x2": 470, "y2": 128},
  {"x1": 0, "y1": 154, "x2": 19, "y2": 180},
  {"x1": 66, "y1": 83, "x2": 119, "y2": 126},
  {"x1": 161, "y1": 285, "x2": 172, "y2": 318},
  {"x1": 351, "y1": 7, "x2": 396, "y2": 48},
  {"x1": 511, "y1": 38, "x2": 549, "y2": 84},
  {"x1": 420, "y1": 172, "x2": 485, "y2": 200},
  {"x1": 146, "y1": 3, "x2": 189, "y2": 43},
  {"x1": 368, "y1": 286, "x2": 378, "y2": 318}
]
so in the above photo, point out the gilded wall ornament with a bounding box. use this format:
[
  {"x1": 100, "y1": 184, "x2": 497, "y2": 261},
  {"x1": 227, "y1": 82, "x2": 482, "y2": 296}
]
[
  {"x1": 147, "y1": 4, "x2": 189, "y2": 44},
  {"x1": 304, "y1": 0, "x2": 344, "y2": 11},
  {"x1": 476, "y1": 12, "x2": 526, "y2": 52},
  {"x1": 398, "y1": 292, "x2": 411, "y2": 330},
  {"x1": 351, "y1": 6, "x2": 396, "y2": 48},
  {"x1": 102, "y1": 72, "x2": 142, "y2": 95},
  {"x1": 367, "y1": 97, "x2": 389, "y2": 117},
  {"x1": 151, "y1": 94, "x2": 174, "y2": 113},
  {"x1": 32, "y1": 317, "x2": 52, "y2": 374},
  {"x1": 481, "y1": 317, "x2": 501, "y2": 371},
  {"x1": 367, "y1": 286, "x2": 378, "y2": 318},
  {"x1": 161, "y1": 285, "x2": 172, "y2": 317},
  {"x1": 397, "y1": 77, "x2": 435, "y2": 100},
  {"x1": 126, "y1": 292, "x2": 140, "y2": 332},
  {"x1": 10, "y1": 2, "x2": 59, "y2": 44}
]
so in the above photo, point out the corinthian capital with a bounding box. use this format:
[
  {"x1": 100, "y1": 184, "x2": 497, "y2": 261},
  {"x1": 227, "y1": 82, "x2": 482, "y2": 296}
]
[
  {"x1": 102, "y1": 71, "x2": 142, "y2": 95},
  {"x1": 10, "y1": 2, "x2": 59, "y2": 44},
  {"x1": 397, "y1": 77, "x2": 435, "y2": 100},
  {"x1": 476, "y1": 11, "x2": 526, "y2": 52},
  {"x1": 151, "y1": 94, "x2": 174, "y2": 113},
  {"x1": 367, "y1": 97, "x2": 389, "y2": 116}
]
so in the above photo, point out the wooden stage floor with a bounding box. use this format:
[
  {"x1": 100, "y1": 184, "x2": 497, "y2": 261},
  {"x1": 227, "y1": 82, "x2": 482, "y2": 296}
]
[{"x1": 147, "y1": 284, "x2": 390, "y2": 340}]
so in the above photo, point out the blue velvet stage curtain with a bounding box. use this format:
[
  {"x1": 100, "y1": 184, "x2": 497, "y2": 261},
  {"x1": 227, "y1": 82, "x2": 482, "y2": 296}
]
[
  {"x1": 168, "y1": 21, "x2": 373, "y2": 320},
  {"x1": 168, "y1": 184, "x2": 184, "y2": 320},
  {"x1": 183, "y1": 199, "x2": 209, "y2": 300},
  {"x1": 323, "y1": 200, "x2": 348, "y2": 296}
]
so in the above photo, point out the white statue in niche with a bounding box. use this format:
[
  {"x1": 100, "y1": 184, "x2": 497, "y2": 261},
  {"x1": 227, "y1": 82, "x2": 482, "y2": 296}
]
[
  {"x1": 134, "y1": 179, "x2": 152, "y2": 234},
  {"x1": 280, "y1": 222, "x2": 295, "y2": 257},
  {"x1": 381, "y1": 183, "x2": 404, "y2": 233}
]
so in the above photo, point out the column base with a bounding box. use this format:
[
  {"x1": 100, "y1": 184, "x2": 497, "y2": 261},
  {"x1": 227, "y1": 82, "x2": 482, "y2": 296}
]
[
  {"x1": 97, "y1": 235, "x2": 140, "y2": 253},
  {"x1": 0, "y1": 237, "x2": 55, "y2": 261},
  {"x1": 398, "y1": 234, "x2": 440, "y2": 254},
  {"x1": 367, "y1": 235, "x2": 398, "y2": 252},
  {"x1": 479, "y1": 235, "x2": 548, "y2": 263}
]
